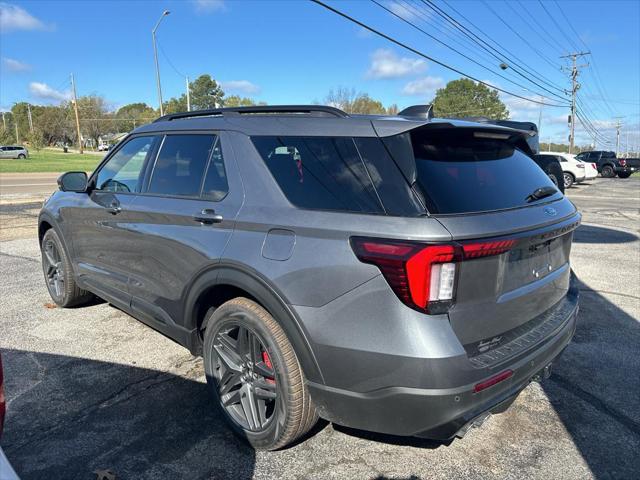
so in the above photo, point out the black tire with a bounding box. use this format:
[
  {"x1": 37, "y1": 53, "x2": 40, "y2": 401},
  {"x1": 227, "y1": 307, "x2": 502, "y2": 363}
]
[
  {"x1": 563, "y1": 172, "x2": 574, "y2": 189},
  {"x1": 203, "y1": 297, "x2": 318, "y2": 450},
  {"x1": 41, "y1": 228, "x2": 93, "y2": 307},
  {"x1": 17, "y1": 154, "x2": 26, "y2": 159},
  {"x1": 548, "y1": 173, "x2": 560, "y2": 188},
  {"x1": 601, "y1": 165, "x2": 615, "y2": 178},
  {"x1": 617, "y1": 172, "x2": 631, "y2": 179}
]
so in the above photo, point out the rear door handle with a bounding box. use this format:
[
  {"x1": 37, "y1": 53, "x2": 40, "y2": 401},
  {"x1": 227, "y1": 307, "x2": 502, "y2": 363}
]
[{"x1": 193, "y1": 208, "x2": 223, "y2": 225}]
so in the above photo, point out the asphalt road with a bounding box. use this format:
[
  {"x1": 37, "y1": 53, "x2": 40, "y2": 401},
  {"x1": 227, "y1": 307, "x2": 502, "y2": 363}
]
[
  {"x1": 0, "y1": 177, "x2": 638, "y2": 480},
  {"x1": 0, "y1": 173, "x2": 60, "y2": 199}
]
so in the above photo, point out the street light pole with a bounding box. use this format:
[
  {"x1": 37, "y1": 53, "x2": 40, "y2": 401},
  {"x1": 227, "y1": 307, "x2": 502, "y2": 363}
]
[{"x1": 152, "y1": 10, "x2": 170, "y2": 116}]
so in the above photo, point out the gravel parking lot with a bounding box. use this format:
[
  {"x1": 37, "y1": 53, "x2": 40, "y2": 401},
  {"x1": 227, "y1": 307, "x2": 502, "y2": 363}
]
[{"x1": 1, "y1": 177, "x2": 638, "y2": 480}]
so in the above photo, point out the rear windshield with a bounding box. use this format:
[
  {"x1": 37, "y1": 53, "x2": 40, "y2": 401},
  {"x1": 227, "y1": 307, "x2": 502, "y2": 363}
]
[{"x1": 384, "y1": 128, "x2": 562, "y2": 215}]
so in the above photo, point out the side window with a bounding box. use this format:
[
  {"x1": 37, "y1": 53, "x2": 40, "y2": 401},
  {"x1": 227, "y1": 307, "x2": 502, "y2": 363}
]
[
  {"x1": 95, "y1": 136, "x2": 155, "y2": 192},
  {"x1": 251, "y1": 136, "x2": 383, "y2": 214},
  {"x1": 201, "y1": 137, "x2": 229, "y2": 201},
  {"x1": 147, "y1": 134, "x2": 215, "y2": 197}
]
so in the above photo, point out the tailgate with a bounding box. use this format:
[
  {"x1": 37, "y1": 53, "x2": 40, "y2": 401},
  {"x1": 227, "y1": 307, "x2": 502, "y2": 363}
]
[{"x1": 437, "y1": 201, "x2": 580, "y2": 355}]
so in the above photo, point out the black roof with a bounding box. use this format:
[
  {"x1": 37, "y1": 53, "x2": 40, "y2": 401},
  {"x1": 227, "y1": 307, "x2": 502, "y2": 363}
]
[{"x1": 135, "y1": 105, "x2": 534, "y2": 139}]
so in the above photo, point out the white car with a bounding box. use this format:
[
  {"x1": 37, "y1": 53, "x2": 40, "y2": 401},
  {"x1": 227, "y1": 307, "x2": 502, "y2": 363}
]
[
  {"x1": 0, "y1": 145, "x2": 28, "y2": 159},
  {"x1": 575, "y1": 157, "x2": 598, "y2": 180},
  {"x1": 547, "y1": 151, "x2": 587, "y2": 188}
]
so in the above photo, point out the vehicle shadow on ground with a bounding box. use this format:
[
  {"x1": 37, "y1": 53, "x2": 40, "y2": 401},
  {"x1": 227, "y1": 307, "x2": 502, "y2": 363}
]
[
  {"x1": 541, "y1": 277, "x2": 640, "y2": 479},
  {"x1": 1, "y1": 349, "x2": 256, "y2": 480},
  {"x1": 573, "y1": 224, "x2": 638, "y2": 244}
]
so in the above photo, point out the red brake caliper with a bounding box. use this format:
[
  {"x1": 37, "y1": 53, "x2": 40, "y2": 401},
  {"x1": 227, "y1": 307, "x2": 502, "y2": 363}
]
[{"x1": 261, "y1": 350, "x2": 276, "y2": 384}]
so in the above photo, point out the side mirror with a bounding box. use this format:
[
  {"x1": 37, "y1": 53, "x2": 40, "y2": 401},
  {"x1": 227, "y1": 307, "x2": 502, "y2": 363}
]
[{"x1": 58, "y1": 171, "x2": 88, "y2": 192}]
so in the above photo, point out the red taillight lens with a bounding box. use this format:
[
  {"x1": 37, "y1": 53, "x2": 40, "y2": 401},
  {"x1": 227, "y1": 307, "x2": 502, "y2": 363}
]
[
  {"x1": 591, "y1": 163, "x2": 597, "y2": 170},
  {"x1": 351, "y1": 237, "x2": 515, "y2": 314},
  {"x1": 619, "y1": 159, "x2": 627, "y2": 167},
  {"x1": 474, "y1": 369, "x2": 513, "y2": 393},
  {"x1": 462, "y1": 240, "x2": 515, "y2": 259},
  {"x1": 0, "y1": 354, "x2": 5, "y2": 438}
]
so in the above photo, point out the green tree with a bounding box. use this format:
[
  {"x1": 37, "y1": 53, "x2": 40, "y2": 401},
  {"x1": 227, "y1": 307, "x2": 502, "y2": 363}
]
[
  {"x1": 116, "y1": 103, "x2": 156, "y2": 131},
  {"x1": 431, "y1": 78, "x2": 509, "y2": 119},
  {"x1": 75, "y1": 95, "x2": 112, "y2": 149},
  {"x1": 26, "y1": 127, "x2": 45, "y2": 151},
  {"x1": 10, "y1": 102, "x2": 31, "y2": 142},
  {"x1": 190, "y1": 74, "x2": 224, "y2": 110},
  {"x1": 323, "y1": 87, "x2": 393, "y2": 115},
  {"x1": 223, "y1": 95, "x2": 266, "y2": 107},
  {"x1": 163, "y1": 95, "x2": 189, "y2": 114}
]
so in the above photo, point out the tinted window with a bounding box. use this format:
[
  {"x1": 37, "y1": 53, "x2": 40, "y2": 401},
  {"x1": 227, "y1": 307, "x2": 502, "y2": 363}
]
[
  {"x1": 251, "y1": 136, "x2": 383, "y2": 214},
  {"x1": 601, "y1": 152, "x2": 615, "y2": 159},
  {"x1": 95, "y1": 136, "x2": 155, "y2": 192},
  {"x1": 355, "y1": 137, "x2": 424, "y2": 216},
  {"x1": 201, "y1": 137, "x2": 229, "y2": 201},
  {"x1": 387, "y1": 129, "x2": 561, "y2": 215},
  {"x1": 148, "y1": 134, "x2": 215, "y2": 197}
]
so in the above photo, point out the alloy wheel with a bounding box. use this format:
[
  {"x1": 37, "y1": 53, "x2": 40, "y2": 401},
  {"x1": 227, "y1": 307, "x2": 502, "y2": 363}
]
[
  {"x1": 211, "y1": 322, "x2": 278, "y2": 432},
  {"x1": 43, "y1": 240, "x2": 64, "y2": 298},
  {"x1": 563, "y1": 173, "x2": 573, "y2": 188}
]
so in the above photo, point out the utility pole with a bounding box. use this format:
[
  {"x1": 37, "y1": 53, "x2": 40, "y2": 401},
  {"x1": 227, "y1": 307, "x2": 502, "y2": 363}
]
[
  {"x1": 15, "y1": 122, "x2": 19, "y2": 143},
  {"x1": 1, "y1": 111, "x2": 5, "y2": 130},
  {"x1": 537, "y1": 95, "x2": 543, "y2": 146},
  {"x1": 71, "y1": 73, "x2": 83, "y2": 154},
  {"x1": 27, "y1": 104, "x2": 34, "y2": 133},
  {"x1": 152, "y1": 10, "x2": 170, "y2": 116},
  {"x1": 186, "y1": 76, "x2": 191, "y2": 112},
  {"x1": 561, "y1": 51, "x2": 590, "y2": 154},
  {"x1": 614, "y1": 119, "x2": 623, "y2": 157}
]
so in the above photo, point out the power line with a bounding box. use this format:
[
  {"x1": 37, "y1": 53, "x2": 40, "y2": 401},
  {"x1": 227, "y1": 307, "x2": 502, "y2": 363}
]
[
  {"x1": 537, "y1": 0, "x2": 582, "y2": 53},
  {"x1": 310, "y1": 1, "x2": 568, "y2": 107},
  {"x1": 431, "y1": 0, "x2": 568, "y2": 96},
  {"x1": 156, "y1": 37, "x2": 187, "y2": 78},
  {"x1": 371, "y1": 0, "x2": 567, "y2": 104},
  {"x1": 480, "y1": 0, "x2": 561, "y2": 72}
]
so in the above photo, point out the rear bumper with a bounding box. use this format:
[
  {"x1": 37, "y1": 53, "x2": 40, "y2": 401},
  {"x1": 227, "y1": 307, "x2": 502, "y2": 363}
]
[
  {"x1": 307, "y1": 285, "x2": 579, "y2": 440},
  {"x1": 615, "y1": 166, "x2": 638, "y2": 174}
]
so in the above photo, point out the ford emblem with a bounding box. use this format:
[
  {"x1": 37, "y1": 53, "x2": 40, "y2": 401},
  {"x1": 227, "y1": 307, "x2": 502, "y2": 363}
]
[{"x1": 544, "y1": 207, "x2": 557, "y2": 216}]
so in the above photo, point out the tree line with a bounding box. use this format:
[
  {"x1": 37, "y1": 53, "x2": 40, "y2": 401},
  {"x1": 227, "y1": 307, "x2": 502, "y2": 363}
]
[{"x1": 2, "y1": 75, "x2": 541, "y2": 151}]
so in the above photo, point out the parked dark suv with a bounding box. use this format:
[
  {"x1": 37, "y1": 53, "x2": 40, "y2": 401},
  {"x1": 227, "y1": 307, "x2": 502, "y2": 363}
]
[
  {"x1": 575, "y1": 150, "x2": 639, "y2": 178},
  {"x1": 39, "y1": 106, "x2": 580, "y2": 450}
]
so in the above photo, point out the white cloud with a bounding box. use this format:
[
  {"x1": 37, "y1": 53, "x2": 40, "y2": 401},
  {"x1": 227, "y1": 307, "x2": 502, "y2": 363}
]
[
  {"x1": 2, "y1": 57, "x2": 31, "y2": 71},
  {"x1": 220, "y1": 80, "x2": 260, "y2": 94},
  {"x1": 0, "y1": 3, "x2": 49, "y2": 32},
  {"x1": 366, "y1": 49, "x2": 426, "y2": 79},
  {"x1": 192, "y1": 0, "x2": 226, "y2": 13},
  {"x1": 388, "y1": 1, "x2": 426, "y2": 21},
  {"x1": 29, "y1": 82, "x2": 71, "y2": 102},
  {"x1": 402, "y1": 76, "x2": 445, "y2": 96}
]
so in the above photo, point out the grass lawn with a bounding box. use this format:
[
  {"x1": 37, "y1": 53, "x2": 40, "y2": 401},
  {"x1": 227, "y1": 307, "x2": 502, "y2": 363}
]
[{"x1": 0, "y1": 149, "x2": 103, "y2": 173}]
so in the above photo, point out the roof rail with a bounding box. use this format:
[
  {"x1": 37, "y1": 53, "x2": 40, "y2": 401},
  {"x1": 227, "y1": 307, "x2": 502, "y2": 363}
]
[{"x1": 153, "y1": 105, "x2": 349, "y2": 123}]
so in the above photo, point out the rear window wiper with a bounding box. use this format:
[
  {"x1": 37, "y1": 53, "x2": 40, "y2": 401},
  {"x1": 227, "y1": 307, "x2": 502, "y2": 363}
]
[{"x1": 525, "y1": 186, "x2": 558, "y2": 203}]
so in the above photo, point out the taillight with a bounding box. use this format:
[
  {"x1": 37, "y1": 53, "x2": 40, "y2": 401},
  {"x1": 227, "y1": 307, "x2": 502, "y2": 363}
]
[
  {"x1": 591, "y1": 163, "x2": 597, "y2": 170},
  {"x1": 619, "y1": 159, "x2": 627, "y2": 167},
  {"x1": 351, "y1": 237, "x2": 514, "y2": 314},
  {"x1": 0, "y1": 354, "x2": 5, "y2": 438},
  {"x1": 462, "y1": 240, "x2": 515, "y2": 258}
]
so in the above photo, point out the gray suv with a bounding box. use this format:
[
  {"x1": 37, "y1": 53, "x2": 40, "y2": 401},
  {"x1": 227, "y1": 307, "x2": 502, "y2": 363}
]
[{"x1": 39, "y1": 105, "x2": 580, "y2": 450}]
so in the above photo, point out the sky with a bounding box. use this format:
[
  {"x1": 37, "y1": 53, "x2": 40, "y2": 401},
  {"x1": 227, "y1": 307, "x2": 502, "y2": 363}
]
[{"x1": 1, "y1": 0, "x2": 639, "y2": 149}]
